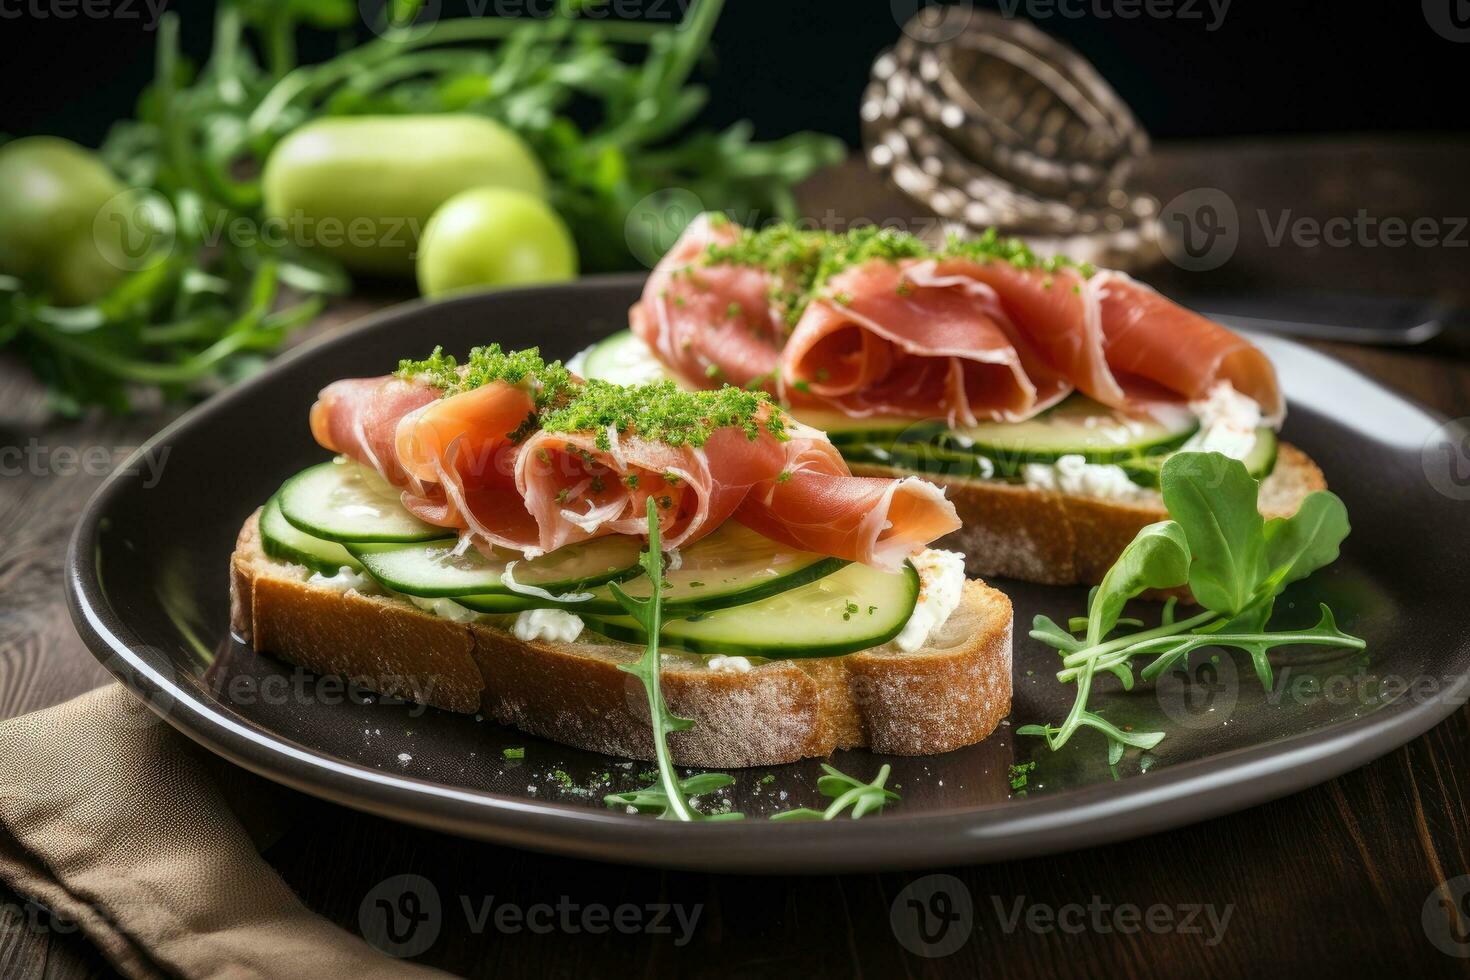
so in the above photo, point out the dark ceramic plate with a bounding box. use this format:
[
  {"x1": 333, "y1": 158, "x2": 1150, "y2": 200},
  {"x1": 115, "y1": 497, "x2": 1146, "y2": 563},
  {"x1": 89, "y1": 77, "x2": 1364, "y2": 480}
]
[{"x1": 67, "y1": 276, "x2": 1470, "y2": 872}]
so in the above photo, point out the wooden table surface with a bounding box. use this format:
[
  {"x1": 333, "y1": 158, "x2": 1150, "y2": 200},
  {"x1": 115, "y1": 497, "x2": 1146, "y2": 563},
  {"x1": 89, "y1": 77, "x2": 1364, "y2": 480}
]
[{"x1": 3, "y1": 140, "x2": 1470, "y2": 978}]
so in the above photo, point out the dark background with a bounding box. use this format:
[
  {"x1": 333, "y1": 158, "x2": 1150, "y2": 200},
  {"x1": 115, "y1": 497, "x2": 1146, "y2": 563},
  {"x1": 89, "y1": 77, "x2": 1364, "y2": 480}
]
[{"x1": 2, "y1": 0, "x2": 1468, "y2": 149}]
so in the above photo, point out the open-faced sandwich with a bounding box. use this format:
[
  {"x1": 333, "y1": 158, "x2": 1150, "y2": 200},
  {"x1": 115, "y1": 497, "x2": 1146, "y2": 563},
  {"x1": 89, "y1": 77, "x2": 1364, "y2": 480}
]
[
  {"x1": 576, "y1": 215, "x2": 1326, "y2": 587},
  {"x1": 231, "y1": 345, "x2": 1013, "y2": 769}
]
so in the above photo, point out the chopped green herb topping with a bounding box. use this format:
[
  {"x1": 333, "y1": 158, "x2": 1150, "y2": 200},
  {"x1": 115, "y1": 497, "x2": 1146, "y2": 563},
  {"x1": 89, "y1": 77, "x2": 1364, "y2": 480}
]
[
  {"x1": 701, "y1": 224, "x2": 1091, "y2": 325},
  {"x1": 539, "y1": 379, "x2": 787, "y2": 448},
  {"x1": 502, "y1": 747, "x2": 525, "y2": 760},
  {"x1": 395, "y1": 344, "x2": 574, "y2": 409}
]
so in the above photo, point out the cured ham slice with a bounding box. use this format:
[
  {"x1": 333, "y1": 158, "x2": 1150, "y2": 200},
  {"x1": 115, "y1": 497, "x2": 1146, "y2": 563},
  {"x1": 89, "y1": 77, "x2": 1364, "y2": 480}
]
[
  {"x1": 628, "y1": 213, "x2": 783, "y2": 392},
  {"x1": 393, "y1": 381, "x2": 543, "y2": 551},
  {"x1": 631, "y1": 216, "x2": 1284, "y2": 425},
  {"x1": 309, "y1": 377, "x2": 438, "y2": 486},
  {"x1": 312, "y1": 360, "x2": 962, "y2": 570},
  {"x1": 937, "y1": 257, "x2": 1126, "y2": 410},
  {"x1": 311, "y1": 375, "x2": 543, "y2": 551},
  {"x1": 781, "y1": 259, "x2": 1072, "y2": 424},
  {"x1": 735, "y1": 426, "x2": 962, "y2": 573},
  {"x1": 1092, "y1": 271, "x2": 1284, "y2": 420},
  {"x1": 515, "y1": 420, "x2": 787, "y2": 554}
]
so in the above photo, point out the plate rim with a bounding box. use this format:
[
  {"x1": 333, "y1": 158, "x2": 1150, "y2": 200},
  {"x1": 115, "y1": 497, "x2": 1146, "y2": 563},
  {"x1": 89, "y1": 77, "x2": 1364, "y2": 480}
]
[{"x1": 64, "y1": 276, "x2": 1470, "y2": 873}]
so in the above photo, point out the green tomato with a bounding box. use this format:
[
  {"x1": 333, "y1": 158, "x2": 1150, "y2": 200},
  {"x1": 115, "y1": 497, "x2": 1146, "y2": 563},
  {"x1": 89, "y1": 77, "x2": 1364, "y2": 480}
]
[
  {"x1": 262, "y1": 115, "x2": 547, "y2": 277},
  {"x1": 417, "y1": 187, "x2": 577, "y2": 298},
  {"x1": 0, "y1": 136, "x2": 130, "y2": 305}
]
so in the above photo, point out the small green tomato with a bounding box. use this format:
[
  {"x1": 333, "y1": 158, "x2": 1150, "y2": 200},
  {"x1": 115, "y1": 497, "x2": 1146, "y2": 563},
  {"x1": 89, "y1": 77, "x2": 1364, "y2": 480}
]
[
  {"x1": 416, "y1": 187, "x2": 577, "y2": 298},
  {"x1": 0, "y1": 136, "x2": 139, "y2": 305}
]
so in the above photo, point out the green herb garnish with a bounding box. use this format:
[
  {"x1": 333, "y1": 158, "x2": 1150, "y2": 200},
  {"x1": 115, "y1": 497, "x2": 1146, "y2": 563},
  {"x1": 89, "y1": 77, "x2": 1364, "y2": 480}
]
[
  {"x1": 1018, "y1": 452, "x2": 1364, "y2": 765},
  {"x1": 502, "y1": 746, "x2": 525, "y2": 760},
  {"x1": 540, "y1": 378, "x2": 784, "y2": 447},
  {"x1": 1008, "y1": 761, "x2": 1036, "y2": 791},
  {"x1": 395, "y1": 344, "x2": 574, "y2": 406},
  {"x1": 700, "y1": 223, "x2": 1090, "y2": 326},
  {"x1": 603, "y1": 496, "x2": 741, "y2": 821},
  {"x1": 770, "y1": 763, "x2": 899, "y2": 821}
]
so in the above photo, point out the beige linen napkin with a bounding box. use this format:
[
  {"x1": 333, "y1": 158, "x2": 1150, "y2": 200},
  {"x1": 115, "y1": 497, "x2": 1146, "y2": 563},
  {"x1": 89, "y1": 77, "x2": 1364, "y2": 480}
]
[{"x1": 0, "y1": 684, "x2": 448, "y2": 979}]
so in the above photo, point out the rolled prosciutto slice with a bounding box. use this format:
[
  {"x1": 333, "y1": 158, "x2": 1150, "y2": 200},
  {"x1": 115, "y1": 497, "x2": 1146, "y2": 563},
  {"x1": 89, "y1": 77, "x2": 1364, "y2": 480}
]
[
  {"x1": 393, "y1": 381, "x2": 543, "y2": 552},
  {"x1": 948, "y1": 262, "x2": 1283, "y2": 419},
  {"x1": 309, "y1": 376, "x2": 438, "y2": 487},
  {"x1": 309, "y1": 372, "x2": 546, "y2": 554},
  {"x1": 514, "y1": 420, "x2": 786, "y2": 555},
  {"x1": 313, "y1": 355, "x2": 962, "y2": 571},
  {"x1": 780, "y1": 258, "x2": 1072, "y2": 424},
  {"x1": 632, "y1": 216, "x2": 1284, "y2": 424},
  {"x1": 1091, "y1": 271, "x2": 1284, "y2": 421},
  {"x1": 937, "y1": 257, "x2": 1125, "y2": 410},
  {"x1": 628, "y1": 213, "x2": 783, "y2": 392},
  {"x1": 735, "y1": 426, "x2": 962, "y2": 574}
]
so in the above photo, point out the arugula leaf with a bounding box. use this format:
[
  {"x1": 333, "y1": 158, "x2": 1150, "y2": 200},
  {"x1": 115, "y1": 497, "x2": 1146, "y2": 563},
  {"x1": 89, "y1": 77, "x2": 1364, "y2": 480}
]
[
  {"x1": 1160, "y1": 453, "x2": 1267, "y2": 615},
  {"x1": 1262, "y1": 491, "x2": 1351, "y2": 593},
  {"x1": 606, "y1": 772, "x2": 743, "y2": 820},
  {"x1": 1030, "y1": 614, "x2": 1085, "y2": 653},
  {"x1": 1023, "y1": 452, "x2": 1364, "y2": 768},
  {"x1": 1084, "y1": 520, "x2": 1191, "y2": 645},
  {"x1": 769, "y1": 763, "x2": 899, "y2": 821},
  {"x1": 1017, "y1": 712, "x2": 1164, "y2": 764},
  {"x1": 601, "y1": 496, "x2": 740, "y2": 821}
]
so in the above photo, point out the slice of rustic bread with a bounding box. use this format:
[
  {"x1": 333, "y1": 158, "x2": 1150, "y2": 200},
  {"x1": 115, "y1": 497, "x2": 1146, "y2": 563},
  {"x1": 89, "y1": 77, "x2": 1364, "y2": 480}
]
[{"x1": 230, "y1": 511, "x2": 1013, "y2": 767}]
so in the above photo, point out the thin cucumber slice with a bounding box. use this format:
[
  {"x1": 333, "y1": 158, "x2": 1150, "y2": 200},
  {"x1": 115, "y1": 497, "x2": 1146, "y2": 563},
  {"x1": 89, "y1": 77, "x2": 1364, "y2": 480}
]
[
  {"x1": 808, "y1": 395, "x2": 1198, "y2": 465},
  {"x1": 1121, "y1": 428, "x2": 1279, "y2": 488},
  {"x1": 582, "y1": 561, "x2": 921, "y2": 659},
  {"x1": 458, "y1": 523, "x2": 848, "y2": 616},
  {"x1": 348, "y1": 535, "x2": 644, "y2": 599},
  {"x1": 615, "y1": 521, "x2": 848, "y2": 614},
  {"x1": 789, "y1": 407, "x2": 946, "y2": 446},
  {"x1": 259, "y1": 495, "x2": 362, "y2": 574},
  {"x1": 954, "y1": 396, "x2": 1198, "y2": 462},
  {"x1": 278, "y1": 460, "x2": 444, "y2": 543},
  {"x1": 455, "y1": 592, "x2": 557, "y2": 614},
  {"x1": 842, "y1": 442, "x2": 1004, "y2": 480},
  {"x1": 576, "y1": 330, "x2": 670, "y2": 385}
]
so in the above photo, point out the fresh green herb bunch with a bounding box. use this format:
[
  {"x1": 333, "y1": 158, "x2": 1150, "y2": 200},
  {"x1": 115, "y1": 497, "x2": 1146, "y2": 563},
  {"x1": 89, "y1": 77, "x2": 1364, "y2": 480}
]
[
  {"x1": 235, "y1": 0, "x2": 841, "y2": 272},
  {"x1": 3, "y1": 0, "x2": 840, "y2": 413},
  {"x1": 1018, "y1": 451, "x2": 1364, "y2": 767}
]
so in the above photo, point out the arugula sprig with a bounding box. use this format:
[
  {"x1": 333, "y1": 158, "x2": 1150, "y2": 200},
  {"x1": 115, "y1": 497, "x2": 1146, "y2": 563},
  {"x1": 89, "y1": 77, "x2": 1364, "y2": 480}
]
[
  {"x1": 1018, "y1": 451, "x2": 1365, "y2": 764},
  {"x1": 769, "y1": 763, "x2": 900, "y2": 821},
  {"x1": 8, "y1": 0, "x2": 840, "y2": 413},
  {"x1": 602, "y1": 496, "x2": 741, "y2": 821}
]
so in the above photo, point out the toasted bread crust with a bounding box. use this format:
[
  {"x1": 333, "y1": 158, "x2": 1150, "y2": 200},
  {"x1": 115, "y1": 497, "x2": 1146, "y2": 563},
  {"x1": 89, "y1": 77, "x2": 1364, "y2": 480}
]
[
  {"x1": 853, "y1": 442, "x2": 1326, "y2": 589},
  {"x1": 231, "y1": 512, "x2": 1013, "y2": 767}
]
